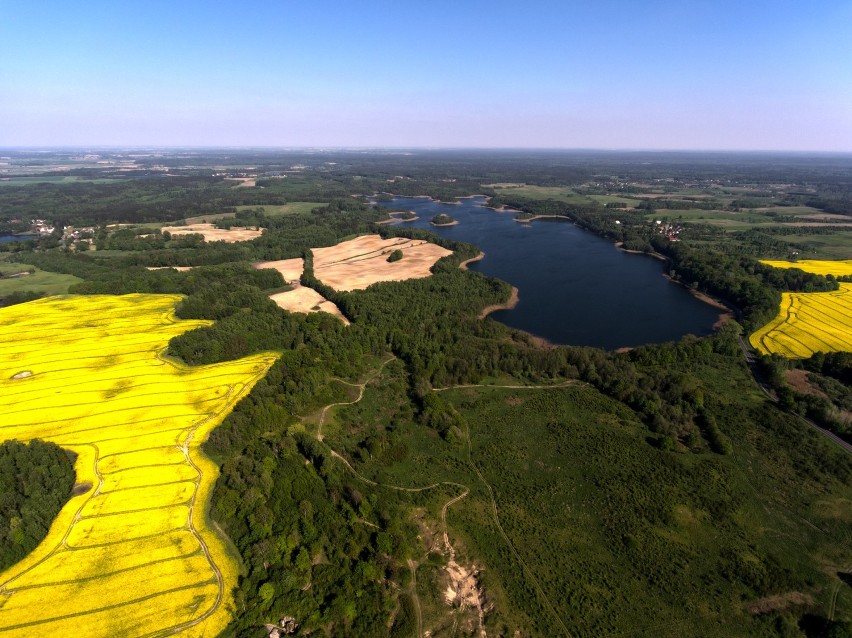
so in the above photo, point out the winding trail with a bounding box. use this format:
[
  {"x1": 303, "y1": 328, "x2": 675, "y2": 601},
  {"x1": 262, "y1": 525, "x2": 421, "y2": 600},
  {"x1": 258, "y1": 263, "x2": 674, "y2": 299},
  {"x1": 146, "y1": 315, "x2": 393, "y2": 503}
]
[
  {"x1": 310, "y1": 367, "x2": 576, "y2": 638},
  {"x1": 316, "y1": 356, "x2": 397, "y2": 440}
]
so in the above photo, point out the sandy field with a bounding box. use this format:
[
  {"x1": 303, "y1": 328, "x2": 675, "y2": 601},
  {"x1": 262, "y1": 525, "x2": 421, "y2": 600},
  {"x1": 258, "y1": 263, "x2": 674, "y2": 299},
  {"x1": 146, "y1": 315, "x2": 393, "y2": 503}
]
[
  {"x1": 145, "y1": 266, "x2": 193, "y2": 272},
  {"x1": 254, "y1": 257, "x2": 304, "y2": 283},
  {"x1": 312, "y1": 234, "x2": 452, "y2": 291},
  {"x1": 161, "y1": 223, "x2": 264, "y2": 242},
  {"x1": 269, "y1": 285, "x2": 349, "y2": 324}
]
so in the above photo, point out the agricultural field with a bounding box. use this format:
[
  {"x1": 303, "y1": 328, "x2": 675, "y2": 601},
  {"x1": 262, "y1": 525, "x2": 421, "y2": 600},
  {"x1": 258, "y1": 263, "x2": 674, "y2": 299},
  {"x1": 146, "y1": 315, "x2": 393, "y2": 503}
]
[
  {"x1": 160, "y1": 222, "x2": 264, "y2": 243},
  {"x1": 750, "y1": 283, "x2": 852, "y2": 358},
  {"x1": 0, "y1": 294, "x2": 278, "y2": 637},
  {"x1": 235, "y1": 202, "x2": 325, "y2": 217},
  {"x1": 760, "y1": 259, "x2": 852, "y2": 277},
  {"x1": 268, "y1": 285, "x2": 349, "y2": 324},
  {"x1": 312, "y1": 234, "x2": 453, "y2": 291}
]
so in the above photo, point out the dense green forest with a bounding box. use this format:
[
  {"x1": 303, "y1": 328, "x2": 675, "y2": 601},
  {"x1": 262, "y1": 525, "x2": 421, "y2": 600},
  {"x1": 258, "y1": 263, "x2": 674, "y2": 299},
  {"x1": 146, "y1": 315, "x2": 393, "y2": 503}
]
[
  {"x1": 1, "y1": 150, "x2": 852, "y2": 637},
  {"x1": 0, "y1": 440, "x2": 75, "y2": 572}
]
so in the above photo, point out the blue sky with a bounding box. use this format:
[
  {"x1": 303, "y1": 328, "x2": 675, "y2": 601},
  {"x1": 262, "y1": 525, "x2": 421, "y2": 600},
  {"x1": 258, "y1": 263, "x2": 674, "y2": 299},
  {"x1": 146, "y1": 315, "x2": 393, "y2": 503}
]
[{"x1": 1, "y1": 0, "x2": 851, "y2": 150}]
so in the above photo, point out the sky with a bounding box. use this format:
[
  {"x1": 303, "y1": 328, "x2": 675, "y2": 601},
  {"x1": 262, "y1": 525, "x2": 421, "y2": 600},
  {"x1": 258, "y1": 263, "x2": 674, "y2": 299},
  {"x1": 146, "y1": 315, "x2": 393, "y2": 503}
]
[{"x1": 1, "y1": 0, "x2": 851, "y2": 151}]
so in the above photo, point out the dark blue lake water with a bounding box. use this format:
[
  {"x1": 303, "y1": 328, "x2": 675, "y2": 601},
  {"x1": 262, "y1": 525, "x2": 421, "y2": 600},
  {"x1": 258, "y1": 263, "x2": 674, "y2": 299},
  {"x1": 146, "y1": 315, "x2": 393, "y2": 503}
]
[
  {"x1": 0, "y1": 234, "x2": 36, "y2": 244},
  {"x1": 382, "y1": 196, "x2": 721, "y2": 350}
]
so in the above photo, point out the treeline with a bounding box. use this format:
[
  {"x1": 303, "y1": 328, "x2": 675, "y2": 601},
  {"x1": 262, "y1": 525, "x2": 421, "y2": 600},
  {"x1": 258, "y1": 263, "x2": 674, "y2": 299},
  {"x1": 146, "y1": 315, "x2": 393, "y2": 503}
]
[
  {"x1": 650, "y1": 237, "x2": 838, "y2": 330},
  {"x1": 0, "y1": 440, "x2": 76, "y2": 572},
  {"x1": 0, "y1": 177, "x2": 294, "y2": 226}
]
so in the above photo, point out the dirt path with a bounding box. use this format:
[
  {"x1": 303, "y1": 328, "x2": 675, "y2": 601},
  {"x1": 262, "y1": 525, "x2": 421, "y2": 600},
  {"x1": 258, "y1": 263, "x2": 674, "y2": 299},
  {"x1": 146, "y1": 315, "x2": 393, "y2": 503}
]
[
  {"x1": 316, "y1": 356, "x2": 396, "y2": 440},
  {"x1": 309, "y1": 366, "x2": 577, "y2": 638},
  {"x1": 407, "y1": 558, "x2": 423, "y2": 638},
  {"x1": 433, "y1": 380, "x2": 581, "y2": 392}
]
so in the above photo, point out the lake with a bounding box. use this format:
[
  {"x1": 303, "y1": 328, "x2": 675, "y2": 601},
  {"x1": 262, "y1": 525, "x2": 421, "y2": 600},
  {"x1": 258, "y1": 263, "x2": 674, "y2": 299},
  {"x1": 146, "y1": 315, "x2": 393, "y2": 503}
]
[
  {"x1": 380, "y1": 196, "x2": 722, "y2": 350},
  {"x1": 0, "y1": 234, "x2": 36, "y2": 244}
]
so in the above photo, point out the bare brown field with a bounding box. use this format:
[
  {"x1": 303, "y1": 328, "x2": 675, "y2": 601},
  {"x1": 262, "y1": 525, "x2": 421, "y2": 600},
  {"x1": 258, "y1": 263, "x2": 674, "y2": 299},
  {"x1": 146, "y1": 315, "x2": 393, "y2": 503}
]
[
  {"x1": 145, "y1": 266, "x2": 193, "y2": 272},
  {"x1": 161, "y1": 223, "x2": 263, "y2": 242},
  {"x1": 254, "y1": 257, "x2": 304, "y2": 283},
  {"x1": 269, "y1": 285, "x2": 349, "y2": 324},
  {"x1": 312, "y1": 234, "x2": 452, "y2": 291},
  {"x1": 224, "y1": 177, "x2": 256, "y2": 187}
]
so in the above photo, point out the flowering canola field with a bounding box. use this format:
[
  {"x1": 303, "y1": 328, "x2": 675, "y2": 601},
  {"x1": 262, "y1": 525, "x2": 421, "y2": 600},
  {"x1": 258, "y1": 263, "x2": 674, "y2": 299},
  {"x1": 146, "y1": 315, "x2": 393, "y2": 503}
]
[
  {"x1": 760, "y1": 259, "x2": 852, "y2": 277},
  {"x1": 0, "y1": 294, "x2": 278, "y2": 637},
  {"x1": 749, "y1": 283, "x2": 852, "y2": 358}
]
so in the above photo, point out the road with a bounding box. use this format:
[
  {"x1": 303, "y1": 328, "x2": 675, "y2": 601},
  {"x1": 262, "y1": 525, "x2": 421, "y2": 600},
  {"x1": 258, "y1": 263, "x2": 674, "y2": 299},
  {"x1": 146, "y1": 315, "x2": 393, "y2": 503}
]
[{"x1": 737, "y1": 336, "x2": 852, "y2": 455}]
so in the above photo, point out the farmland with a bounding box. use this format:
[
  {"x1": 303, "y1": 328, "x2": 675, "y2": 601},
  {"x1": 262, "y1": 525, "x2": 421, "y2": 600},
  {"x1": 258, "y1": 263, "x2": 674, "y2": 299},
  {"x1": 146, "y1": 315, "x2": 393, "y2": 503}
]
[
  {"x1": 750, "y1": 283, "x2": 852, "y2": 358},
  {"x1": 160, "y1": 222, "x2": 264, "y2": 243},
  {"x1": 0, "y1": 294, "x2": 278, "y2": 637},
  {"x1": 760, "y1": 259, "x2": 852, "y2": 277},
  {"x1": 312, "y1": 234, "x2": 453, "y2": 291}
]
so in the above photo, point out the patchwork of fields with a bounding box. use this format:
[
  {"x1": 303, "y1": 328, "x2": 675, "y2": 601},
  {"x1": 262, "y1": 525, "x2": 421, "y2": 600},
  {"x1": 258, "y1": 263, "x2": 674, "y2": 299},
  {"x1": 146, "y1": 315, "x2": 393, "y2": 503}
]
[{"x1": 0, "y1": 294, "x2": 278, "y2": 637}]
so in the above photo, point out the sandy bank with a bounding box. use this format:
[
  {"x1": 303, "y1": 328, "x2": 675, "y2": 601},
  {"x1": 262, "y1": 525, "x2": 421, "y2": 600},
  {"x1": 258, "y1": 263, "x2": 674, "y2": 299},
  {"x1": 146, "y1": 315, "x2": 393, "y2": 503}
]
[
  {"x1": 513, "y1": 214, "x2": 565, "y2": 223},
  {"x1": 458, "y1": 252, "x2": 484, "y2": 270},
  {"x1": 479, "y1": 286, "x2": 519, "y2": 320}
]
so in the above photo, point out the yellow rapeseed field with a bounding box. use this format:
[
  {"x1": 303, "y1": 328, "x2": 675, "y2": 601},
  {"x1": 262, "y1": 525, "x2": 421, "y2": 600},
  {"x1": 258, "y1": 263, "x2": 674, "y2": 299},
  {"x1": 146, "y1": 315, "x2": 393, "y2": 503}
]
[
  {"x1": 0, "y1": 294, "x2": 278, "y2": 637},
  {"x1": 750, "y1": 283, "x2": 852, "y2": 358},
  {"x1": 760, "y1": 259, "x2": 852, "y2": 277}
]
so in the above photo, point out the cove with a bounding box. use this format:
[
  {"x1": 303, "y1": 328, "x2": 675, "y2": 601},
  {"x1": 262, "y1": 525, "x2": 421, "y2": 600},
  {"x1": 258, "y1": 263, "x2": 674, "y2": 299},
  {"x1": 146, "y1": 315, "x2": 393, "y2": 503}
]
[{"x1": 381, "y1": 196, "x2": 722, "y2": 350}]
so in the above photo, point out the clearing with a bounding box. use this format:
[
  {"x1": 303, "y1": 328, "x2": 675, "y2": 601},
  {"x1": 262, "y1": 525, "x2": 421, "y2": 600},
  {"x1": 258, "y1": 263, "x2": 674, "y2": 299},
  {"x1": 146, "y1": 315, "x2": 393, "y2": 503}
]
[
  {"x1": 254, "y1": 258, "x2": 348, "y2": 323},
  {"x1": 0, "y1": 261, "x2": 82, "y2": 298},
  {"x1": 255, "y1": 257, "x2": 304, "y2": 283},
  {"x1": 269, "y1": 286, "x2": 349, "y2": 324},
  {"x1": 161, "y1": 223, "x2": 263, "y2": 243}
]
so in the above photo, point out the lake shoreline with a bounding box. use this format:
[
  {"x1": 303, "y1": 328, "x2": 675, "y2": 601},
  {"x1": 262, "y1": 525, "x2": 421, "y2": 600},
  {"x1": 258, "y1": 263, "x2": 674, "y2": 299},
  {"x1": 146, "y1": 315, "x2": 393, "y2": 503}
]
[
  {"x1": 479, "y1": 286, "x2": 519, "y2": 320},
  {"x1": 614, "y1": 242, "x2": 735, "y2": 327},
  {"x1": 384, "y1": 194, "x2": 724, "y2": 349}
]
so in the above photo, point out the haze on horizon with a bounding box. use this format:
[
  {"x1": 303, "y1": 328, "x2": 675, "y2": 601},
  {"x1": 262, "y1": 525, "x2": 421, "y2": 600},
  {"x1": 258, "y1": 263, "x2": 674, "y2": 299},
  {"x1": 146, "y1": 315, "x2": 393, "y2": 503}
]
[{"x1": 2, "y1": 0, "x2": 851, "y2": 152}]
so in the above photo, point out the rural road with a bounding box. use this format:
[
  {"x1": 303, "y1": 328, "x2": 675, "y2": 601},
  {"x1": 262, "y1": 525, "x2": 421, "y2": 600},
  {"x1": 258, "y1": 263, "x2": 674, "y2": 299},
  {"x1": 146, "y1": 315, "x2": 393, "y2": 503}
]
[{"x1": 737, "y1": 336, "x2": 852, "y2": 455}]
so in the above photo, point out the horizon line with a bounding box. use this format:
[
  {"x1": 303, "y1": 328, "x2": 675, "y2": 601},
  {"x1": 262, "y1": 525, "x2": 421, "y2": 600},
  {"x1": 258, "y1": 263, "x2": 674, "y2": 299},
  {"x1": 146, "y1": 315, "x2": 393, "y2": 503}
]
[{"x1": 2, "y1": 145, "x2": 852, "y2": 155}]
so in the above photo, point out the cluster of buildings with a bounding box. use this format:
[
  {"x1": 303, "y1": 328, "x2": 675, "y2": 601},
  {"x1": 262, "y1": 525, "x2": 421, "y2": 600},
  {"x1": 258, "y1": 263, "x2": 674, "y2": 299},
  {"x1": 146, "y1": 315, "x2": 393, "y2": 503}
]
[
  {"x1": 31, "y1": 219, "x2": 56, "y2": 235},
  {"x1": 654, "y1": 220, "x2": 683, "y2": 241}
]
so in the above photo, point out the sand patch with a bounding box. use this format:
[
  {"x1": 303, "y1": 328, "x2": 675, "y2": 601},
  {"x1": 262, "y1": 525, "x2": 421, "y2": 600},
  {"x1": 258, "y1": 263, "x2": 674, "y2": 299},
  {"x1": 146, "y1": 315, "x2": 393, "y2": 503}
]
[
  {"x1": 145, "y1": 266, "x2": 193, "y2": 272},
  {"x1": 254, "y1": 258, "x2": 304, "y2": 283},
  {"x1": 269, "y1": 285, "x2": 349, "y2": 324},
  {"x1": 312, "y1": 234, "x2": 452, "y2": 291},
  {"x1": 161, "y1": 223, "x2": 263, "y2": 243}
]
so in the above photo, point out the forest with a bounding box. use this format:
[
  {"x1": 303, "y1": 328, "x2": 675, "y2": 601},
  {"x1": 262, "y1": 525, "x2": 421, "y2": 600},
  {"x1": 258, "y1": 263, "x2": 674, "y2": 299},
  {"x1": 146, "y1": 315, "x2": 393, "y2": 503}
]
[{"x1": 1, "y1": 150, "x2": 852, "y2": 637}]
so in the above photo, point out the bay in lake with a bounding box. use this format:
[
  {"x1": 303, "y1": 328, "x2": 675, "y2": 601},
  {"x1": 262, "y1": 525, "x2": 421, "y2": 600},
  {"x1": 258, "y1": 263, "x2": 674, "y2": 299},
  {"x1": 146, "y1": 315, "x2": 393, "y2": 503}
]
[{"x1": 381, "y1": 196, "x2": 722, "y2": 350}]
